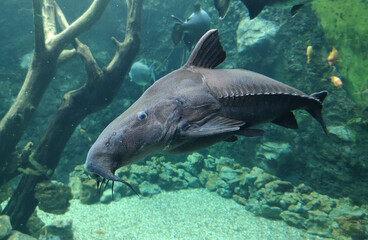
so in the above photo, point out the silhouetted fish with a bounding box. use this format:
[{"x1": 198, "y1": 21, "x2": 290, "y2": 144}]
[
  {"x1": 240, "y1": 0, "x2": 314, "y2": 19},
  {"x1": 171, "y1": 3, "x2": 211, "y2": 50},
  {"x1": 86, "y1": 29, "x2": 327, "y2": 193},
  {"x1": 129, "y1": 59, "x2": 156, "y2": 87}
]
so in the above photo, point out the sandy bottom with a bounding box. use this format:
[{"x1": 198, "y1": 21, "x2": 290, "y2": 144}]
[{"x1": 37, "y1": 189, "x2": 325, "y2": 240}]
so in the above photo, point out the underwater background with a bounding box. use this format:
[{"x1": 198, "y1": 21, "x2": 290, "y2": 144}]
[{"x1": 0, "y1": 0, "x2": 367, "y2": 239}]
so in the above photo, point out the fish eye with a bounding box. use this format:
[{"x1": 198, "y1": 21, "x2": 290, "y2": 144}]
[{"x1": 137, "y1": 111, "x2": 147, "y2": 120}]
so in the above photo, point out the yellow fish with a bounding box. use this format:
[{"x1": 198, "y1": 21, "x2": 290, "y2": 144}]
[
  {"x1": 328, "y1": 47, "x2": 339, "y2": 66},
  {"x1": 306, "y1": 46, "x2": 313, "y2": 64},
  {"x1": 88, "y1": 137, "x2": 92, "y2": 142},
  {"x1": 80, "y1": 128, "x2": 87, "y2": 134},
  {"x1": 330, "y1": 76, "x2": 343, "y2": 87}
]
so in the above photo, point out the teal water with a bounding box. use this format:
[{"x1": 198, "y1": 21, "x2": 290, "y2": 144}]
[{"x1": 0, "y1": 0, "x2": 367, "y2": 239}]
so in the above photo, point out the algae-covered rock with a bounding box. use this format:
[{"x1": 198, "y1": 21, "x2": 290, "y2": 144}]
[
  {"x1": 237, "y1": 17, "x2": 279, "y2": 53},
  {"x1": 34, "y1": 181, "x2": 72, "y2": 214},
  {"x1": 304, "y1": 210, "x2": 333, "y2": 237},
  {"x1": 6, "y1": 231, "x2": 37, "y2": 240},
  {"x1": 0, "y1": 215, "x2": 12, "y2": 239},
  {"x1": 139, "y1": 181, "x2": 161, "y2": 197},
  {"x1": 41, "y1": 220, "x2": 73, "y2": 240},
  {"x1": 186, "y1": 152, "x2": 204, "y2": 176},
  {"x1": 26, "y1": 212, "x2": 45, "y2": 237},
  {"x1": 328, "y1": 125, "x2": 356, "y2": 142},
  {"x1": 80, "y1": 179, "x2": 100, "y2": 204},
  {"x1": 280, "y1": 211, "x2": 306, "y2": 229},
  {"x1": 183, "y1": 172, "x2": 201, "y2": 188}
]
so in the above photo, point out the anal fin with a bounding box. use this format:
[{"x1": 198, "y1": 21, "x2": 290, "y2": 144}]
[{"x1": 271, "y1": 112, "x2": 298, "y2": 129}]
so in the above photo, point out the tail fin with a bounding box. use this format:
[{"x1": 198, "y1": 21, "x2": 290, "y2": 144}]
[
  {"x1": 149, "y1": 62, "x2": 156, "y2": 82},
  {"x1": 171, "y1": 15, "x2": 184, "y2": 46},
  {"x1": 308, "y1": 91, "x2": 328, "y2": 135}
]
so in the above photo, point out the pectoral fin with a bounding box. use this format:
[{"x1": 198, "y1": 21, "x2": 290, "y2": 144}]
[{"x1": 181, "y1": 116, "x2": 245, "y2": 137}]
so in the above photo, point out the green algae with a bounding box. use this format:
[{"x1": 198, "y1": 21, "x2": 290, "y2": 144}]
[{"x1": 312, "y1": 0, "x2": 368, "y2": 107}]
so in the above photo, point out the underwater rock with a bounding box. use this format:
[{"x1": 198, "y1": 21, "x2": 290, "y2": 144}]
[
  {"x1": 34, "y1": 181, "x2": 72, "y2": 215},
  {"x1": 183, "y1": 172, "x2": 201, "y2": 188},
  {"x1": 68, "y1": 164, "x2": 91, "y2": 199},
  {"x1": 26, "y1": 212, "x2": 45, "y2": 237},
  {"x1": 218, "y1": 166, "x2": 238, "y2": 182},
  {"x1": 170, "y1": 177, "x2": 189, "y2": 190},
  {"x1": 236, "y1": 17, "x2": 279, "y2": 53},
  {"x1": 6, "y1": 231, "x2": 37, "y2": 240},
  {"x1": 130, "y1": 164, "x2": 158, "y2": 182},
  {"x1": 186, "y1": 152, "x2": 205, "y2": 176},
  {"x1": 328, "y1": 125, "x2": 356, "y2": 142},
  {"x1": 304, "y1": 210, "x2": 333, "y2": 237},
  {"x1": 334, "y1": 214, "x2": 368, "y2": 239},
  {"x1": 138, "y1": 181, "x2": 161, "y2": 197},
  {"x1": 203, "y1": 155, "x2": 216, "y2": 171},
  {"x1": 280, "y1": 211, "x2": 306, "y2": 229},
  {"x1": 0, "y1": 215, "x2": 12, "y2": 239},
  {"x1": 215, "y1": 156, "x2": 235, "y2": 167},
  {"x1": 41, "y1": 220, "x2": 73, "y2": 240},
  {"x1": 79, "y1": 179, "x2": 100, "y2": 204},
  {"x1": 255, "y1": 205, "x2": 283, "y2": 220},
  {"x1": 197, "y1": 169, "x2": 210, "y2": 186}
]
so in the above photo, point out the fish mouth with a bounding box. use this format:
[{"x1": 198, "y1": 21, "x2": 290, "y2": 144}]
[{"x1": 85, "y1": 152, "x2": 139, "y2": 196}]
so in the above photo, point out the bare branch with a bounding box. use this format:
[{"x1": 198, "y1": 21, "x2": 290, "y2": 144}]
[
  {"x1": 57, "y1": 49, "x2": 76, "y2": 66},
  {"x1": 106, "y1": 0, "x2": 142, "y2": 74},
  {"x1": 42, "y1": 0, "x2": 57, "y2": 43},
  {"x1": 33, "y1": 0, "x2": 46, "y2": 53},
  {"x1": 51, "y1": 0, "x2": 110, "y2": 51},
  {"x1": 54, "y1": 1, "x2": 102, "y2": 80}
]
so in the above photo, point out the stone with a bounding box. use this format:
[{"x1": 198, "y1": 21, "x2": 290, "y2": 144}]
[
  {"x1": 256, "y1": 205, "x2": 283, "y2": 220},
  {"x1": 219, "y1": 166, "x2": 238, "y2": 182},
  {"x1": 254, "y1": 172, "x2": 277, "y2": 189},
  {"x1": 41, "y1": 220, "x2": 73, "y2": 240},
  {"x1": 328, "y1": 125, "x2": 356, "y2": 142},
  {"x1": 280, "y1": 211, "x2": 306, "y2": 229},
  {"x1": 205, "y1": 174, "x2": 220, "y2": 191},
  {"x1": 265, "y1": 180, "x2": 294, "y2": 193},
  {"x1": 304, "y1": 210, "x2": 332, "y2": 237},
  {"x1": 34, "y1": 181, "x2": 73, "y2": 214},
  {"x1": 171, "y1": 177, "x2": 188, "y2": 190},
  {"x1": 138, "y1": 181, "x2": 161, "y2": 197},
  {"x1": 186, "y1": 152, "x2": 204, "y2": 176},
  {"x1": 256, "y1": 142, "x2": 292, "y2": 162},
  {"x1": 7, "y1": 231, "x2": 37, "y2": 240},
  {"x1": 80, "y1": 179, "x2": 100, "y2": 204},
  {"x1": 198, "y1": 169, "x2": 209, "y2": 186},
  {"x1": 204, "y1": 155, "x2": 216, "y2": 171},
  {"x1": 26, "y1": 212, "x2": 45, "y2": 237},
  {"x1": 237, "y1": 17, "x2": 280, "y2": 53},
  {"x1": 184, "y1": 172, "x2": 201, "y2": 188},
  {"x1": 334, "y1": 214, "x2": 368, "y2": 239},
  {"x1": 0, "y1": 215, "x2": 12, "y2": 239},
  {"x1": 215, "y1": 156, "x2": 235, "y2": 167}
]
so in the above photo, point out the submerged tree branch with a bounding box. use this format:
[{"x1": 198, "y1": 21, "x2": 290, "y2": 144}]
[
  {"x1": 0, "y1": 0, "x2": 112, "y2": 186},
  {"x1": 2, "y1": 0, "x2": 143, "y2": 230}
]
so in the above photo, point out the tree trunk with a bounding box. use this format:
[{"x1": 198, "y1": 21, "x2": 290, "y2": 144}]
[{"x1": 2, "y1": 0, "x2": 142, "y2": 230}]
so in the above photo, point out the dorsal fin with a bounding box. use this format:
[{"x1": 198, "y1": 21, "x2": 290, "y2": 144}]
[{"x1": 184, "y1": 29, "x2": 226, "y2": 69}]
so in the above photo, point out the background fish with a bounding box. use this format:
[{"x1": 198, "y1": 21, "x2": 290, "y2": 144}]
[
  {"x1": 214, "y1": 0, "x2": 232, "y2": 19},
  {"x1": 129, "y1": 59, "x2": 156, "y2": 87},
  {"x1": 171, "y1": 3, "x2": 211, "y2": 50},
  {"x1": 240, "y1": 0, "x2": 314, "y2": 19}
]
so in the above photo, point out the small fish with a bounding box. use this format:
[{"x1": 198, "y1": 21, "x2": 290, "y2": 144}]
[
  {"x1": 171, "y1": 3, "x2": 211, "y2": 50},
  {"x1": 129, "y1": 60, "x2": 156, "y2": 87},
  {"x1": 88, "y1": 137, "x2": 93, "y2": 142},
  {"x1": 330, "y1": 76, "x2": 343, "y2": 87},
  {"x1": 239, "y1": 0, "x2": 314, "y2": 19},
  {"x1": 306, "y1": 45, "x2": 313, "y2": 64},
  {"x1": 328, "y1": 47, "x2": 339, "y2": 66},
  {"x1": 80, "y1": 128, "x2": 87, "y2": 134}
]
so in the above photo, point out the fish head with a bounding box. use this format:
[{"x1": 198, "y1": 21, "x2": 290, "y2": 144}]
[{"x1": 85, "y1": 90, "x2": 181, "y2": 186}]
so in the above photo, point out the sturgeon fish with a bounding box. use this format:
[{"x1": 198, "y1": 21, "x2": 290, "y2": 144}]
[{"x1": 85, "y1": 29, "x2": 327, "y2": 193}]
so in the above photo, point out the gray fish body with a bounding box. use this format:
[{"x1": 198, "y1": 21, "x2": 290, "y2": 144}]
[
  {"x1": 86, "y1": 30, "x2": 327, "y2": 188},
  {"x1": 171, "y1": 5, "x2": 211, "y2": 50}
]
